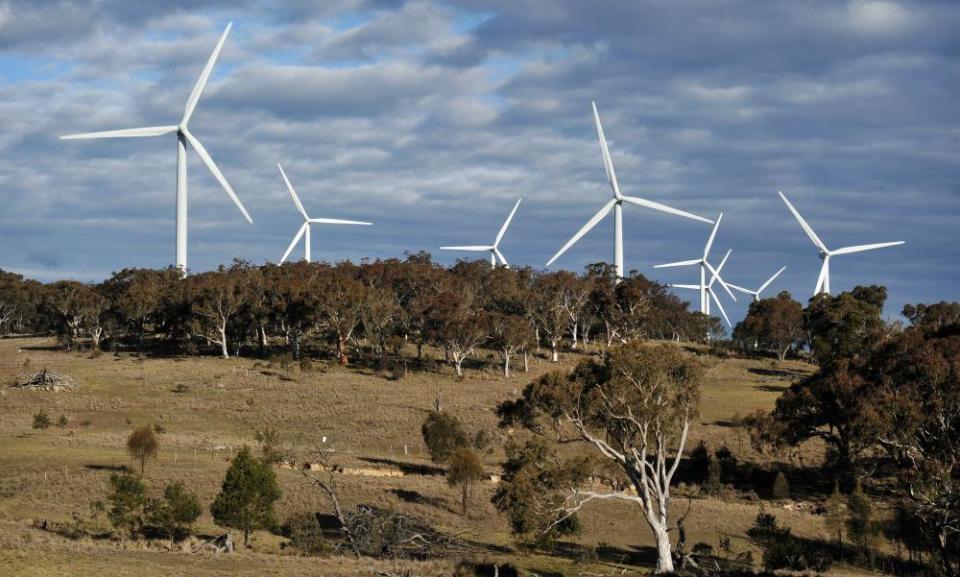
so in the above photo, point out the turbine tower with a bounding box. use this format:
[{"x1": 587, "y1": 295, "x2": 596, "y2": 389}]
[
  {"x1": 778, "y1": 191, "x2": 904, "y2": 296},
  {"x1": 277, "y1": 163, "x2": 372, "y2": 263},
  {"x1": 654, "y1": 213, "x2": 729, "y2": 314},
  {"x1": 60, "y1": 23, "x2": 251, "y2": 275},
  {"x1": 728, "y1": 266, "x2": 787, "y2": 302},
  {"x1": 662, "y1": 248, "x2": 738, "y2": 328},
  {"x1": 440, "y1": 198, "x2": 521, "y2": 268},
  {"x1": 546, "y1": 102, "x2": 713, "y2": 279}
]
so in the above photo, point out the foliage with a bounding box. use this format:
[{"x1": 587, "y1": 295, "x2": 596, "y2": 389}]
[
  {"x1": 421, "y1": 411, "x2": 468, "y2": 463},
  {"x1": 126, "y1": 425, "x2": 159, "y2": 475},
  {"x1": 32, "y1": 409, "x2": 50, "y2": 429},
  {"x1": 771, "y1": 471, "x2": 790, "y2": 500},
  {"x1": 496, "y1": 342, "x2": 705, "y2": 572},
  {"x1": 210, "y1": 446, "x2": 282, "y2": 545},
  {"x1": 447, "y1": 447, "x2": 485, "y2": 515},
  {"x1": 106, "y1": 471, "x2": 147, "y2": 539},
  {"x1": 282, "y1": 512, "x2": 328, "y2": 556},
  {"x1": 492, "y1": 438, "x2": 586, "y2": 547},
  {"x1": 146, "y1": 481, "x2": 202, "y2": 539},
  {"x1": 747, "y1": 509, "x2": 831, "y2": 573},
  {"x1": 732, "y1": 291, "x2": 804, "y2": 360}
]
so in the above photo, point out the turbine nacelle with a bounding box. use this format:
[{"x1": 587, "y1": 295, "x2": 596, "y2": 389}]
[{"x1": 778, "y1": 191, "x2": 904, "y2": 296}]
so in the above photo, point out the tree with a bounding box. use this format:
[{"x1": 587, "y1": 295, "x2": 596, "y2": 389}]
[
  {"x1": 421, "y1": 410, "x2": 468, "y2": 463},
  {"x1": 824, "y1": 481, "x2": 845, "y2": 557},
  {"x1": 127, "y1": 425, "x2": 158, "y2": 475},
  {"x1": 488, "y1": 312, "x2": 534, "y2": 377},
  {"x1": 359, "y1": 284, "x2": 400, "y2": 369},
  {"x1": 447, "y1": 447, "x2": 485, "y2": 515},
  {"x1": 847, "y1": 481, "x2": 879, "y2": 564},
  {"x1": 497, "y1": 342, "x2": 705, "y2": 572},
  {"x1": 317, "y1": 266, "x2": 363, "y2": 364},
  {"x1": 426, "y1": 290, "x2": 485, "y2": 377},
  {"x1": 188, "y1": 268, "x2": 247, "y2": 358},
  {"x1": 492, "y1": 438, "x2": 587, "y2": 547},
  {"x1": 211, "y1": 446, "x2": 282, "y2": 546},
  {"x1": 531, "y1": 272, "x2": 569, "y2": 362},
  {"x1": 804, "y1": 286, "x2": 887, "y2": 365},
  {"x1": 733, "y1": 291, "x2": 804, "y2": 360},
  {"x1": 147, "y1": 481, "x2": 202, "y2": 539},
  {"x1": 106, "y1": 471, "x2": 147, "y2": 541}
]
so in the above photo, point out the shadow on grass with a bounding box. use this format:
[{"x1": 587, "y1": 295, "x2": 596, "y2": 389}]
[
  {"x1": 389, "y1": 488, "x2": 445, "y2": 508},
  {"x1": 359, "y1": 456, "x2": 446, "y2": 476},
  {"x1": 84, "y1": 464, "x2": 129, "y2": 472}
]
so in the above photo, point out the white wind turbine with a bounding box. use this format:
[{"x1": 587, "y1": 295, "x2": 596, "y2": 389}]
[
  {"x1": 440, "y1": 198, "x2": 521, "y2": 268},
  {"x1": 546, "y1": 102, "x2": 713, "y2": 280},
  {"x1": 778, "y1": 191, "x2": 905, "y2": 296},
  {"x1": 60, "y1": 23, "x2": 250, "y2": 275},
  {"x1": 668, "y1": 249, "x2": 737, "y2": 327},
  {"x1": 654, "y1": 213, "x2": 733, "y2": 314},
  {"x1": 727, "y1": 266, "x2": 787, "y2": 302},
  {"x1": 277, "y1": 163, "x2": 372, "y2": 263}
]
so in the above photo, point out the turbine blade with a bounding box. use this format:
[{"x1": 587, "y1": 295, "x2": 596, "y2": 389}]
[
  {"x1": 439, "y1": 245, "x2": 492, "y2": 251},
  {"x1": 703, "y1": 212, "x2": 723, "y2": 258},
  {"x1": 670, "y1": 284, "x2": 701, "y2": 290},
  {"x1": 545, "y1": 198, "x2": 617, "y2": 266},
  {"x1": 830, "y1": 241, "x2": 905, "y2": 256},
  {"x1": 592, "y1": 101, "x2": 620, "y2": 198},
  {"x1": 60, "y1": 125, "x2": 178, "y2": 139},
  {"x1": 281, "y1": 223, "x2": 307, "y2": 263},
  {"x1": 706, "y1": 253, "x2": 737, "y2": 302},
  {"x1": 494, "y1": 247, "x2": 508, "y2": 267},
  {"x1": 277, "y1": 163, "x2": 309, "y2": 220},
  {"x1": 308, "y1": 218, "x2": 372, "y2": 226},
  {"x1": 494, "y1": 198, "x2": 522, "y2": 247},
  {"x1": 814, "y1": 258, "x2": 829, "y2": 295},
  {"x1": 182, "y1": 23, "x2": 232, "y2": 126},
  {"x1": 182, "y1": 129, "x2": 252, "y2": 223},
  {"x1": 757, "y1": 266, "x2": 787, "y2": 293},
  {"x1": 726, "y1": 283, "x2": 756, "y2": 296},
  {"x1": 620, "y1": 196, "x2": 714, "y2": 224},
  {"x1": 654, "y1": 258, "x2": 703, "y2": 269},
  {"x1": 778, "y1": 190, "x2": 828, "y2": 252},
  {"x1": 710, "y1": 289, "x2": 732, "y2": 328}
]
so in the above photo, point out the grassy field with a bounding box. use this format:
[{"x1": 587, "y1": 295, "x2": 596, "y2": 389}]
[{"x1": 0, "y1": 336, "x2": 879, "y2": 576}]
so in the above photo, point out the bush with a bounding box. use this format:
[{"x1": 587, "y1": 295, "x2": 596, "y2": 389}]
[
  {"x1": 146, "y1": 481, "x2": 202, "y2": 539},
  {"x1": 106, "y1": 471, "x2": 147, "y2": 539},
  {"x1": 254, "y1": 427, "x2": 286, "y2": 465},
  {"x1": 210, "y1": 446, "x2": 281, "y2": 546},
  {"x1": 127, "y1": 425, "x2": 159, "y2": 475},
  {"x1": 421, "y1": 411, "x2": 468, "y2": 463},
  {"x1": 56, "y1": 414, "x2": 69, "y2": 428},
  {"x1": 282, "y1": 512, "x2": 327, "y2": 556},
  {"x1": 447, "y1": 447, "x2": 485, "y2": 515},
  {"x1": 748, "y1": 509, "x2": 831, "y2": 573},
  {"x1": 32, "y1": 409, "x2": 51, "y2": 430}
]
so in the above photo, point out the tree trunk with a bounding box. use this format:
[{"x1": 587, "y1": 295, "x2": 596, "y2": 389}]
[
  {"x1": 503, "y1": 352, "x2": 511, "y2": 378},
  {"x1": 219, "y1": 324, "x2": 229, "y2": 359},
  {"x1": 550, "y1": 341, "x2": 559, "y2": 363},
  {"x1": 243, "y1": 529, "x2": 250, "y2": 547},
  {"x1": 653, "y1": 525, "x2": 675, "y2": 573},
  {"x1": 454, "y1": 359, "x2": 463, "y2": 378},
  {"x1": 523, "y1": 351, "x2": 529, "y2": 373},
  {"x1": 336, "y1": 335, "x2": 348, "y2": 365},
  {"x1": 258, "y1": 324, "x2": 267, "y2": 356},
  {"x1": 570, "y1": 320, "x2": 578, "y2": 349}
]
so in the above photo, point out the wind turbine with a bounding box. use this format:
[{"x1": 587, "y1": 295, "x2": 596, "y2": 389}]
[
  {"x1": 654, "y1": 213, "x2": 728, "y2": 314},
  {"x1": 277, "y1": 163, "x2": 372, "y2": 263},
  {"x1": 663, "y1": 248, "x2": 738, "y2": 328},
  {"x1": 778, "y1": 191, "x2": 904, "y2": 296},
  {"x1": 545, "y1": 102, "x2": 713, "y2": 280},
  {"x1": 60, "y1": 23, "x2": 250, "y2": 275},
  {"x1": 728, "y1": 266, "x2": 787, "y2": 302},
  {"x1": 440, "y1": 198, "x2": 521, "y2": 268}
]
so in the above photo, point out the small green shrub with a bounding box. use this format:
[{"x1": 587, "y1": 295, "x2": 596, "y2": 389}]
[
  {"x1": 282, "y1": 512, "x2": 327, "y2": 556},
  {"x1": 56, "y1": 414, "x2": 69, "y2": 428},
  {"x1": 32, "y1": 409, "x2": 51, "y2": 430},
  {"x1": 421, "y1": 411, "x2": 468, "y2": 463}
]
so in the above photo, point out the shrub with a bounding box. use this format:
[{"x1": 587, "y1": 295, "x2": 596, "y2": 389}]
[
  {"x1": 56, "y1": 414, "x2": 69, "y2": 428},
  {"x1": 748, "y1": 509, "x2": 831, "y2": 573},
  {"x1": 447, "y1": 447, "x2": 485, "y2": 515},
  {"x1": 282, "y1": 512, "x2": 327, "y2": 556},
  {"x1": 172, "y1": 383, "x2": 190, "y2": 394},
  {"x1": 421, "y1": 411, "x2": 468, "y2": 463},
  {"x1": 210, "y1": 446, "x2": 281, "y2": 546},
  {"x1": 32, "y1": 409, "x2": 51, "y2": 430},
  {"x1": 127, "y1": 425, "x2": 159, "y2": 475},
  {"x1": 298, "y1": 357, "x2": 314, "y2": 373},
  {"x1": 254, "y1": 427, "x2": 286, "y2": 465},
  {"x1": 106, "y1": 471, "x2": 147, "y2": 539},
  {"x1": 146, "y1": 481, "x2": 202, "y2": 539}
]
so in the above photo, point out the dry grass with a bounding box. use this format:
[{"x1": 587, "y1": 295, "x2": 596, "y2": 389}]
[{"x1": 0, "y1": 337, "x2": 881, "y2": 576}]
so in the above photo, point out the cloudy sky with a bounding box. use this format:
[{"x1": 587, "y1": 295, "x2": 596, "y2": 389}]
[{"x1": 1, "y1": 0, "x2": 957, "y2": 320}]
